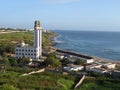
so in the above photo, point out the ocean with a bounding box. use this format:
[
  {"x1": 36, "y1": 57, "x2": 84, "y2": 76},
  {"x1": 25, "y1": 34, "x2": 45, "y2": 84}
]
[{"x1": 53, "y1": 30, "x2": 120, "y2": 61}]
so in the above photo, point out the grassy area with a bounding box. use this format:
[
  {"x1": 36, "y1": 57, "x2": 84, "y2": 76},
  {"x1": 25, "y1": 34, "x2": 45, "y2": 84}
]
[
  {"x1": 0, "y1": 31, "x2": 55, "y2": 55},
  {"x1": 0, "y1": 30, "x2": 74, "y2": 89},
  {"x1": 0, "y1": 67, "x2": 76, "y2": 90},
  {"x1": 76, "y1": 76, "x2": 120, "y2": 90},
  {"x1": 0, "y1": 31, "x2": 54, "y2": 46}
]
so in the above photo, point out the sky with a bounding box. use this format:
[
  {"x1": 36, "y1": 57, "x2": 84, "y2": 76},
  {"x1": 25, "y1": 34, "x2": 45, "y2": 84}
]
[{"x1": 0, "y1": 0, "x2": 120, "y2": 31}]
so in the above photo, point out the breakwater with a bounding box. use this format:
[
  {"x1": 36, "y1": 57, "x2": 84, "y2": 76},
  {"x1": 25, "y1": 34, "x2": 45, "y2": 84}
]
[
  {"x1": 56, "y1": 48, "x2": 120, "y2": 64},
  {"x1": 56, "y1": 48, "x2": 93, "y2": 59}
]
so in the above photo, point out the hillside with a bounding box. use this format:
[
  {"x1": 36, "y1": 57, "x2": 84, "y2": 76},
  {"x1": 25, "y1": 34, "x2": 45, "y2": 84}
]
[
  {"x1": 0, "y1": 67, "x2": 76, "y2": 90},
  {"x1": 0, "y1": 31, "x2": 56, "y2": 56}
]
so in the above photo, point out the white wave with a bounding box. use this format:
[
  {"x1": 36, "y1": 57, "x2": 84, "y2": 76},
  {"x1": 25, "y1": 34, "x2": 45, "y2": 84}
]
[{"x1": 53, "y1": 35, "x2": 63, "y2": 43}]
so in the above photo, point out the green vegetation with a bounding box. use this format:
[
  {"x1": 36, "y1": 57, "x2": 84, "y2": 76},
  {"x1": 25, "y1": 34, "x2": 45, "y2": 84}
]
[
  {"x1": 74, "y1": 59, "x2": 85, "y2": 65},
  {"x1": 8, "y1": 57, "x2": 18, "y2": 67},
  {"x1": 0, "y1": 31, "x2": 55, "y2": 56},
  {"x1": 116, "y1": 64, "x2": 120, "y2": 70},
  {"x1": 61, "y1": 58, "x2": 69, "y2": 66},
  {"x1": 0, "y1": 31, "x2": 75, "y2": 89},
  {"x1": 0, "y1": 56, "x2": 10, "y2": 73},
  {"x1": 0, "y1": 56, "x2": 30, "y2": 72},
  {"x1": 0, "y1": 68, "x2": 76, "y2": 90},
  {"x1": 42, "y1": 31, "x2": 57, "y2": 47},
  {"x1": 77, "y1": 76, "x2": 120, "y2": 90},
  {"x1": 76, "y1": 72, "x2": 120, "y2": 90},
  {"x1": 17, "y1": 56, "x2": 30, "y2": 66},
  {"x1": 0, "y1": 84, "x2": 19, "y2": 90},
  {"x1": 43, "y1": 53, "x2": 61, "y2": 67}
]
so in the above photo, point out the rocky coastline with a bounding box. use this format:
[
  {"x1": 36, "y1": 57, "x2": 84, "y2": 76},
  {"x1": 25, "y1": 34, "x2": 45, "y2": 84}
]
[{"x1": 51, "y1": 31, "x2": 120, "y2": 68}]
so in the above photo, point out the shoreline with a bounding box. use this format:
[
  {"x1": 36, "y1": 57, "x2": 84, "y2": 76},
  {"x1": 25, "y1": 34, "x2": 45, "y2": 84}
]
[
  {"x1": 51, "y1": 34, "x2": 60, "y2": 46},
  {"x1": 51, "y1": 33, "x2": 120, "y2": 66},
  {"x1": 93, "y1": 56, "x2": 120, "y2": 64}
]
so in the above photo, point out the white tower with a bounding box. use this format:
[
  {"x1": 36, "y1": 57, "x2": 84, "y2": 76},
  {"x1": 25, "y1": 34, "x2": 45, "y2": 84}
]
[
  {"x1": 34, "y1": 20, "x2": 42, "y2": 56},
  {"x1": 15, "y1": 20, "x2": 42, "y2": 61}
]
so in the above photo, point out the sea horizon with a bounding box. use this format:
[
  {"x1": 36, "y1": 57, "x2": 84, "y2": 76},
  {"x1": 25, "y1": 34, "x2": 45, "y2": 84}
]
[{"x1": 53, "y1": 29, "x2": 120, "y2": 32}]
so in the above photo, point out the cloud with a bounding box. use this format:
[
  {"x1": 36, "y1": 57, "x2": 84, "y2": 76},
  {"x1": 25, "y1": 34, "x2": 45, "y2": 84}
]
[{"x1": 44, "y1": 0, "x2": 80, "y2": 4}]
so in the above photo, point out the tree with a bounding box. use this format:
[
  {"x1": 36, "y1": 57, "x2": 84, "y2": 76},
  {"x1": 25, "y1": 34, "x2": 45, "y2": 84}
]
[
  {"x1": 0, "y1": 84, "x2": 18, "y2": 90},
  {"x1": 0, "y1": 56, "x2": 10, "y2": 73},
  {"x1": 61, "y1": 58, "x2": 69, "y2": 66},
  {"x1": 44, "y1": 53, "x2": 61, "y2": 67},
  {"x1": 74, "y1": 59, "x2": 85, "y2": 65},
  {"x1": 8, "y1": 57, "x2": 18, "y2": 67},
  {"x1": 18, "y1": 56, "x2": 29, "y2": 66},
  {"x1": 22, "y1": 56, "x2": 29, "y2": 64},
  {"x1": 6, "y1": 43, "x2": 16, "y2": 54}
]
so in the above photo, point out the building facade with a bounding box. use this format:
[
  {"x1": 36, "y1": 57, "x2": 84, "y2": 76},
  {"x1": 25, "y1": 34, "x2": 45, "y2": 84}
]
[{"x1": 15, "y1": 20, "x2": 42, "y2": 61}]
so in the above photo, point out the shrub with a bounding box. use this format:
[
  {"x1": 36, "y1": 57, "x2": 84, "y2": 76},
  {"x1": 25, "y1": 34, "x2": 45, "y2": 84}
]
[{"x1": 0, "y1": 84, "x2": 19, "y2": 90}]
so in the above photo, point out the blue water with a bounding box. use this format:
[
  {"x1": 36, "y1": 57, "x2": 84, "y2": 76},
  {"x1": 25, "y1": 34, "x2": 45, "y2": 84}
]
[{"x1": 53, "y1": 30, "x2": 120, "y2": 61}]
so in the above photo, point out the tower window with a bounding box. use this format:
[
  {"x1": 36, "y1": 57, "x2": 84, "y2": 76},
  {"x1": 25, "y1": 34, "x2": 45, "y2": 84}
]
[
  {"x1": 19, "y1": 53, "x2": 21, "y2": 55},
  {"x1": 28, "y1": 50, "x2": 30, "y2": 52},
  {"x1": 25, "y1": 49, "x2": 27, "y2": 52},
  {"x1": 19, "y1": 49, "x2": 21, "y2": 51},
  {"x1": 22, "y1": 49, "x2": 24, "y2": 51},
  {"x1": 31, "y1": 50, "x2": 33, "y2": 52}
]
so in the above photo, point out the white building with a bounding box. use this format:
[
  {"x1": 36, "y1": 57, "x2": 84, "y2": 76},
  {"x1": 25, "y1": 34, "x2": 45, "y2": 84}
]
[
  {"x1": 102, "y1": 63, "x2": 116, "y2": 69},
  {"x1": 15, "y1": 20, "x2": 42, "y2": 61},
  {"x1": 85, "y1": 59, "x2": 94, "y2": 64},
  {"x1": 63, "y1": 65, "x2": 84, "y2": 72}
]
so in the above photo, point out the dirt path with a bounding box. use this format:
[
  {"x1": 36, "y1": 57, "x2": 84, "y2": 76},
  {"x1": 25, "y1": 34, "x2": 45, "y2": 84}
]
[{"x1": 21, "y1": 68, "x2": 45, "y2": 76}]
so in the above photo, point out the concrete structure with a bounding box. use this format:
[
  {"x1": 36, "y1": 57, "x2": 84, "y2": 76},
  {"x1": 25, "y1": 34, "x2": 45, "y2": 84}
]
[
  {"x1": 63, "y1": 65, "x2": 84, "y2": 71},
  {"x1": 85, "y1": 59, "x2": 94, "y2": 64},
  {"x1": 90, "y1": 68, "x2": 107, "y2": 74},
  {"x1": 86, "y1": 61, "x2": 116, "y2": 74},
  {"x1": 86, "y1": 64, "x2": 102, "y2": 71},
  {"x1": 15, "y1": 20, "x2": 42, "y2": 61},
  {"x1": 78, "y1": 58, "x2": 94, "y2": 64},
  {"x1": 102, "y1": 63, "x2": 116, "y2": 69},
  {"x1": 56, "y1": 54, "x2": 65, "y2": 60},
  {"x1": 55, "y1": 51, "x2": 94, "y2": 64},
  {"x1": 74, "y1": 75, "x2": 85, "y2": 89},
  {"x1": 112, "y1": 70, "x2": 120, "y2": 77},
  {"x1": 56, "y1": 49, "x2": 94, "y2": 62}
]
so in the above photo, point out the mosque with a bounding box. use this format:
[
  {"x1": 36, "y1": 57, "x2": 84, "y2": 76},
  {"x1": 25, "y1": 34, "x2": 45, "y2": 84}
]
[{"x1": 15, "y1": 20, "x2": 42, "y2": 61}]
